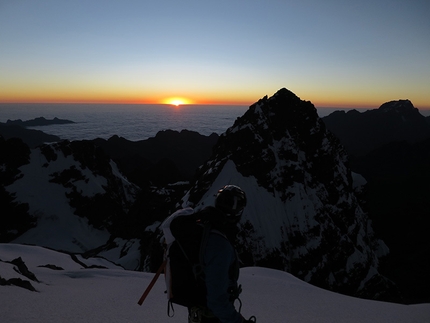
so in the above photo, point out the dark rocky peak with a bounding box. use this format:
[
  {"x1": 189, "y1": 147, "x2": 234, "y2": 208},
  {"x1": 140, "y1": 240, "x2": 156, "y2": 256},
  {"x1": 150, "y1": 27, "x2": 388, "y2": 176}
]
[
  {"x1": 235, "y1": 88, "x2": 321, "y2": 141},
  {"x1": 184, "y1": 88, "x2": 396, "y2": 300},
  {"x1": 323, "y1": 99, "x2": 430, "y2": 157},
  {"x1": 378, "y1": 99, "x2": 415, "y2": 114},
  {"x1": 376, "y1": 99, "x2": 427, "y2": 128},
  {"x1": 189, "y1": 88, "x2": 346, "y2": 203}
]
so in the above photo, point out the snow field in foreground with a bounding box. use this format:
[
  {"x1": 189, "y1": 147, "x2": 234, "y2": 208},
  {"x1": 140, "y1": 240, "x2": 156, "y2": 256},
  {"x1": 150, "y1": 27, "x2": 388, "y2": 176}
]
[{"x1": 0, "y1": 244, "x2": 429, "y2": 323}]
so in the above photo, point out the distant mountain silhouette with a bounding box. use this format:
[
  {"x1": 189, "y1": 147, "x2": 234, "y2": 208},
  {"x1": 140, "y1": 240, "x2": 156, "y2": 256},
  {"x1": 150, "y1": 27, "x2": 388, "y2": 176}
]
[
  {"x1": 6, "y1": 117, "x2": 74, "y2": 127},
  {"x1": 322, "y1": 100, "x2": 430, "y2": 157},
  {"x1": 0, "y1": 117, "x2": 73, "y2": 148},
  {"x1": 322, "y1": 100, "x2": 430, "y2": 303},
  {"x1": 92, "y1": 130, "x2": 219, "y2": 187}
]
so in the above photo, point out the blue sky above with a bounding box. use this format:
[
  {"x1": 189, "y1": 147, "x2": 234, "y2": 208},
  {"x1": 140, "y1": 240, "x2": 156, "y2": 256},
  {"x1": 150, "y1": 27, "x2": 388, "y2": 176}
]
[{"x1": 0, "y1": 0, "x2": 429, "y2": 109}]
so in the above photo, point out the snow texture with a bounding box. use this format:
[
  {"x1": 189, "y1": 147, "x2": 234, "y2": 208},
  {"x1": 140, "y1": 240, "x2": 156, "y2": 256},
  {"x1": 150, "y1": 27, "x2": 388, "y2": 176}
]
[
  {"x1": 6, "y1": 148, "x2": 110, "y2": 252},
  {"x1": 5, "y1": 141, "x2": 139, "y2": 254},
  {"x1": 1, "y1": 244, "x2": 429, "y2": 323}
]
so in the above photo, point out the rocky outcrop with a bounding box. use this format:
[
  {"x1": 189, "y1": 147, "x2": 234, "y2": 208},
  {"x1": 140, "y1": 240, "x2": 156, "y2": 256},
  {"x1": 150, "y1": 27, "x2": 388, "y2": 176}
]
[{"x1": 181, "y1": 88, "x2": 397, "y2": 300}]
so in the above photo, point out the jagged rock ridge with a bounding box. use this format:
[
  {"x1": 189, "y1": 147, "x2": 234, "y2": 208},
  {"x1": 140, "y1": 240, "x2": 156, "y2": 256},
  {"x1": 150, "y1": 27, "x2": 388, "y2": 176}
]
[{"x1": 182, "y1": 88, "x2": 396, "y2": 299}]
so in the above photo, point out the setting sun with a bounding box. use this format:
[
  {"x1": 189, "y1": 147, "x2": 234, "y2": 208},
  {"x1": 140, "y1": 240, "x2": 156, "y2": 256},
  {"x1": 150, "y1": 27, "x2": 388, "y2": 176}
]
[{"x1": 162, "y1": 97, "x2": 192, "y2": 106}]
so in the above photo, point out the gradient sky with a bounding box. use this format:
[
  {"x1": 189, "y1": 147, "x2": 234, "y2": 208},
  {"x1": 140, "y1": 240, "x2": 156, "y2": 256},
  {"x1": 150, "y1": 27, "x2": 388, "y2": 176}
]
[{"x1": 1, "y1": 0, "x2": 429, "y2": 109}]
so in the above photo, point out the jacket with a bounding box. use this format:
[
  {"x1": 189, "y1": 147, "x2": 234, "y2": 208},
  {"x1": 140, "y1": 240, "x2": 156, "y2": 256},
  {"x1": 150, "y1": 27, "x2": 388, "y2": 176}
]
[{"x1": 203, "y1": 231, "x2": 242, "y2": 323}]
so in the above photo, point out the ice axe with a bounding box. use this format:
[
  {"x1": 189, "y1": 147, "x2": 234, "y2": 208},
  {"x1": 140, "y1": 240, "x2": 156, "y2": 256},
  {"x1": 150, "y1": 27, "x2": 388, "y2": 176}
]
[{"x1": 137, "y1": 259, "x2": 167, "y2": 306}]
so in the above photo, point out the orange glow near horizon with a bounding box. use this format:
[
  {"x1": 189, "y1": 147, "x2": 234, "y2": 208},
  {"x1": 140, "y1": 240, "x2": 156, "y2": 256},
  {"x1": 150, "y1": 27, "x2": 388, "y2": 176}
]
[
  {"x1": 1, "y1": 92, "x2": 428, "y2": 110},
  {"x1": 0, "y1": 97, "x2": 253, "y2": 106},
  {"x1": 161, "y1": 97, "x2": 193, "y2": 106},
  {"x1": 0, "y1": 92, "x2": 254, "y2": 106}
]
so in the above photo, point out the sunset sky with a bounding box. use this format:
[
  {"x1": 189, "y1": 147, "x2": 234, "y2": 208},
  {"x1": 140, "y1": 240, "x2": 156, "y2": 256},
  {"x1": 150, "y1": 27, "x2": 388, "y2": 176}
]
[{"x1": 1, "y1": 0, "x2": 429, "y2": 109}]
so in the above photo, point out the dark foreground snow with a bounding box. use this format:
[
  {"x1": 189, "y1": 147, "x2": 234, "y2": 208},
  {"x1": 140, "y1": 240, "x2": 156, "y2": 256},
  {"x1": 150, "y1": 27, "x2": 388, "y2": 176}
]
[{"x1": 1, "y1": 244, "x2": 429, "y2": 323}]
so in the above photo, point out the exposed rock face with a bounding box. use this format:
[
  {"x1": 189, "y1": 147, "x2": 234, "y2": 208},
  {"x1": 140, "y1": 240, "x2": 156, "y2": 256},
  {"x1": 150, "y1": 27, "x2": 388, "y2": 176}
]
[{"x1": 181, "y1": 88, "x2": 396, "y2": 299}]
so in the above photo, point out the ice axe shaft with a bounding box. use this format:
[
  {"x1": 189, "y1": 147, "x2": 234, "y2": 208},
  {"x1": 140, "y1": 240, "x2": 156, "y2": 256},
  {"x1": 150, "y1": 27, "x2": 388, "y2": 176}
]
[{"x1": 137, "y1": 259, "x2": 167, "y2": 306}]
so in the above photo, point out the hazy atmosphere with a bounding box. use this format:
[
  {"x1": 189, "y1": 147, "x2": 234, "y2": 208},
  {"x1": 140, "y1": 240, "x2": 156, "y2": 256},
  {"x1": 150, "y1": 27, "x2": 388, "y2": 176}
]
[{"x1": 1, "y1": 0, "x2": 429, "y2": 110}]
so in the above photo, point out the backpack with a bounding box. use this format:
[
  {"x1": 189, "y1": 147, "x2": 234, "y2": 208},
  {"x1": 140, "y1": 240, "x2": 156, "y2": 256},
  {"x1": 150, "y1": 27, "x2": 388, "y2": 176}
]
[{"x1": 161, "y1": 207, "x2": 213, "y2": 310}]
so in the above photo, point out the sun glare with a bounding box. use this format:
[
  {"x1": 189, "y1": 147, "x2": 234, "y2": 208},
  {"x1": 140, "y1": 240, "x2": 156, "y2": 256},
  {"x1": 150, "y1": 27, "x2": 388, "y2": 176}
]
[{"x1": 162, "y1": 97, "x2": 192, "y2": 106}]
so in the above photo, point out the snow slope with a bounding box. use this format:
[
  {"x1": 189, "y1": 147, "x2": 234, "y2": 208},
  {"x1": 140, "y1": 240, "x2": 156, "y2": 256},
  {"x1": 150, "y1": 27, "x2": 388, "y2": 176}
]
[
  {"x1": 5, "y1": 149, "x2": 110, "y2": 252},
  {"x1": 4, "y1": 140, "x2": 139, "y2": 254},
  {"x1": 1, "y1": 244, "x2": 428, "y2": 323}
]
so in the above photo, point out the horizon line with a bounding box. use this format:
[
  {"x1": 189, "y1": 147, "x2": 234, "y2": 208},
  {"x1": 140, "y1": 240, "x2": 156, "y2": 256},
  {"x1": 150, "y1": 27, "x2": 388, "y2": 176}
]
[{"x1": 0, "y1": 100, "x2": 429, "y2": 111}]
